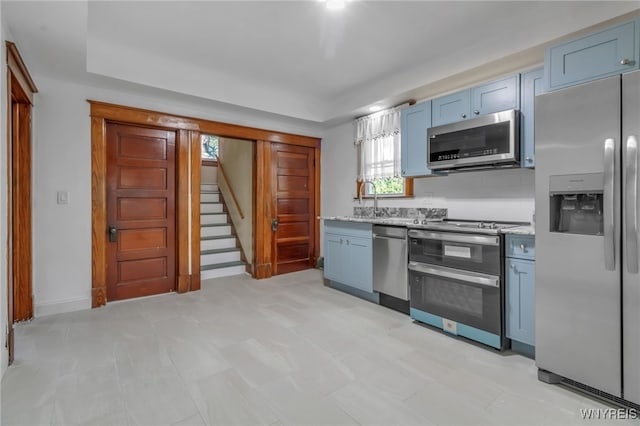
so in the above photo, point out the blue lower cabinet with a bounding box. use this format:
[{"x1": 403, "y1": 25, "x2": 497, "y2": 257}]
[
  {"x1": 505, "y1": 234, "x2": 536, "y2": 357},
  {"x1": 323, "y1": 221, "x2": 375, "y2": 299}
]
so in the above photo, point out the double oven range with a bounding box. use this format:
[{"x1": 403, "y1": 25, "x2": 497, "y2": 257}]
[{"x1": 407, "y1": 220, "x2": 521, "y2": 350}]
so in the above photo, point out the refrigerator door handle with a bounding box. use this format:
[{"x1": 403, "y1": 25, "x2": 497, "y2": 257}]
[
  {"x1": 626, "y1": 135, "x2": 639, "y2": 274},
  {"x1": 604, "y1": 137, "x2": 616, "y2": 271}
]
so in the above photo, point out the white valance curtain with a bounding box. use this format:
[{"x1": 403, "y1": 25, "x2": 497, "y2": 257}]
[{"x1": 354, "y1": 106, "x2": 402, "y2": 181}]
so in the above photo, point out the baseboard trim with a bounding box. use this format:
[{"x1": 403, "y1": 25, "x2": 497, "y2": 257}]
[{"x1": 34, "y1": 297, "x2": 91, "y2": 317}]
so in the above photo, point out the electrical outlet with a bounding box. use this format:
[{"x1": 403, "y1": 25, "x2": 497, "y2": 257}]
[{"x1": 57, "y1": 191, "x2": 69, "y2": 205}]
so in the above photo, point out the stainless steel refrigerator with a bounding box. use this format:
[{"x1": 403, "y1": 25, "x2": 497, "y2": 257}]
[{"x1": 535, "y1": 69, "x2": 640, "y2": 406}]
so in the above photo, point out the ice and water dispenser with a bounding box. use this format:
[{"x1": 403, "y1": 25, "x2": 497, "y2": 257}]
[{"x1": 549, "y1": 173, "x2": 604, "y2": 236}]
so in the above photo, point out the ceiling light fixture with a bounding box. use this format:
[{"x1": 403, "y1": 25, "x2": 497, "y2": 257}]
[{"x1": 318, "y1": 0, "x2": 347, "y2": 11}]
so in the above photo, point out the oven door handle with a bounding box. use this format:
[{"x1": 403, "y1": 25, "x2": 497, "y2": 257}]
[
  {"x1": 407, "y1": 230, "x2": 499, "y2": 246},
  {"x1": 408, "y1": 262, "x2": 500, "y2": 288}
]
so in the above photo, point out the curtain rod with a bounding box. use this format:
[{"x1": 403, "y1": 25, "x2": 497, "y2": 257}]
[{"x1": 354, "y1": 100, "x2": 413, "y2": 121}]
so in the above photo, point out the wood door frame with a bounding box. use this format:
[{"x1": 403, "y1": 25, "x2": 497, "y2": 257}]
[
  {"x1": 89, "y1": 101, "x2": 321, "y2": 307},
  {"x1": 6, "y1": 41, "x2": 37, "y2": 363}
]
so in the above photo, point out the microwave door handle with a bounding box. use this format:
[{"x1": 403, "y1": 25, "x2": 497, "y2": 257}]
[
  {"x1": 604, "y1": 137, "x2": 616, "y2": 271},
  {"x1": 626, "y1": 135, "x2": 639, "y2": 274},
  {"x1": 408, "y1": 262, "x2": 499, "y2": 288}
]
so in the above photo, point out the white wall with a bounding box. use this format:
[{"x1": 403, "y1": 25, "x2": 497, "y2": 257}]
[
  {"x1": 201, "y1": 165, "x2": 217, "y2": 185},
  {"x1": 218, "y1": 138, "x2": 254, "y2": 263},
  {"x1": 28, "y1": 74, "x2": 322, "y2": 318}
]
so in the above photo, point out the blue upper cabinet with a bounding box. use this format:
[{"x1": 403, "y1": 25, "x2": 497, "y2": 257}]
[
  {"x1": 546, "y1": 19, "x2": 639, "y2": 91},
  {"x1": 401, "y1": 101, "x2": 439, "y2": 177},
  {"x1": 432, "y1": 75, "x2": 520, "y2": 126},
  {"x1": 470, "y1": 75, "x2": 520, "y2": 116},
  {"x1": 520, "y1": 68, "x2": 544, "y2": 168},
  {"x1": 431, "y1": 89, "x2": 470, "y2": 127}
]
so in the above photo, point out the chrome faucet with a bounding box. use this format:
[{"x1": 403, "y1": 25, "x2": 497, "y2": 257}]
[{"x1": 358, "y1": 179, "x2": 379, "y2": 216}]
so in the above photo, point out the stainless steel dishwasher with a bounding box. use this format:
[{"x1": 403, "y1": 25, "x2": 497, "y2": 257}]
[{"x1": 373, "y1": 225, "x2": 409, "y2": 314}]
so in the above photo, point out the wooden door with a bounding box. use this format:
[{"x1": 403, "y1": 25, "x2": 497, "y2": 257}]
[
  {"x1": 270, "y1": 143, "x2": 315, "y2": 275},
  {"x1": 106, "y1": 123, "x2": 176, "y2": 301}
]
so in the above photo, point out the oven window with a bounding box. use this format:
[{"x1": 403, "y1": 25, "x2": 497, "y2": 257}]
[
  {"x1": 409, "y1": 269, "x2": 501, "y2": 334},
  {"x1": 408, "y1": 237, "x2": 501, "y2": 275},
  {"x1": 426, "y1": 277, "x2": 483, "y2": 318}
]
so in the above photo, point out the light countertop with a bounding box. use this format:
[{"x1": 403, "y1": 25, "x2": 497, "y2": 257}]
[{"x1": 321, "y1": 216, "x2": 536, "y2": 235}]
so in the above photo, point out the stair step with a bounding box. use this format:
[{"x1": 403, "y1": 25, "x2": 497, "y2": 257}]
[
  {"x1": 201, "y1": 236, "x2": 236, "y2": 251},
  {"x1": 201, "y1": 263, "x2": 247, "y2": 280},
  {"x1": 201, "y1": 247, "x2": 240, "y2": 255},
  {"x1": 201, "y1": 248, "x2": 241, "y2": 264},
  {"x1": 201, "y1": 260, "x2": 245, "y2": 271},
  {"x1": 201, "y1": 203, "x2": 223, "y2": 214},
  {"x1": 201, "y1": 192, "x2": 220, "y2": 203},
  {"x1": 201, "y1": 235, "x2": 236, "y2": 240},
  {"x1": 201, "y1": 213, "x2": 228, "y2": 225},
  {"x1": 201, "y1": 184, "x2": 219, "y2": 192},
  {"x1": 201, "y1": 224, "x2": 232, "y2": 238}
]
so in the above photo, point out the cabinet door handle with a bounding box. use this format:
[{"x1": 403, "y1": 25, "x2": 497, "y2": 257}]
[
  {"x1": 340, "y1": 238, "x2": 343, "y2": 245},
  {"x1": 520, "y1": 244, "x2": 526, "y2": 251},
  {"x1": 473, "y1": 110, "x2": 480, "y2": 115},
  {"x1": 346, "y1": 240, "x2": 350, "y2": 246},
  {"x1": 461, "y1": 113, "x2": 467, "y2": 119},
  {"x1": 525, "y1": 157, "x2": 532, "y2": 162},
  {"x1": 621, "y1": 58, "x2": 634, "y2": 66}
]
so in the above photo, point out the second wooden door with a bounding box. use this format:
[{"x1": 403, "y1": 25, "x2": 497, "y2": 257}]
[
  {"x1": 106, "y1": 123, "x2": 176, "y2": 301},
  {"x1": 270, "y1": 143, "x2": 315, "y2": 275}
]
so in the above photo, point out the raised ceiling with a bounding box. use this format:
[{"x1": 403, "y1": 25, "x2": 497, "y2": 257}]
[{"x1": 3, "y1": 1, "x2": 639, "y2": 125}]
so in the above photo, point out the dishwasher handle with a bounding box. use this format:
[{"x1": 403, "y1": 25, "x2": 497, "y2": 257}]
[{"x1": 373, "y1": 234, "x2": 405, "y2": 240}]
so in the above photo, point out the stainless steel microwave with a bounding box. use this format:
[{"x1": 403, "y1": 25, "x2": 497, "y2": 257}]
[{"x1": 427, "y1": 109, "x2": 520, "y2": 171}]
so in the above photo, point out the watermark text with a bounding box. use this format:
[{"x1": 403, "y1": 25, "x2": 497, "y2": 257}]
[{"x1": 580, "y1": 408, "x2": 639, "y2": 420}]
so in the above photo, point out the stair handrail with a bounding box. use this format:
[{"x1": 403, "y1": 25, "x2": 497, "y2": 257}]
[{"x1": 214, "y1": 155, "x2": 245, "y2": 219}]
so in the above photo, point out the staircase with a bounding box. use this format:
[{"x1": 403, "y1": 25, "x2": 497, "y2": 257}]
[{"x1": 200, "y1": 183, "x2": 247, "y2": 280}]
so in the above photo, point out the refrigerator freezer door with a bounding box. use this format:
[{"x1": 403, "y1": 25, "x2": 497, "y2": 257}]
[
  {"x1": 623, "y1": 70, "x2": 640, "y2": 405},
  {"x1": 535, "y1": 75, "x2": 622, "y2": 397}
]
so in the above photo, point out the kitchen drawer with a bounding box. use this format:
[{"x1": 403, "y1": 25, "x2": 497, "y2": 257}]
[{"x1": 505, "y1": 235, "x2": 535, "y2": 260}]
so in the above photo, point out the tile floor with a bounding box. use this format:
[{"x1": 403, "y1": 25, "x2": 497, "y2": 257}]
[{"x1": 1, "y1": 269, "x2": 635, "y2": 425}]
